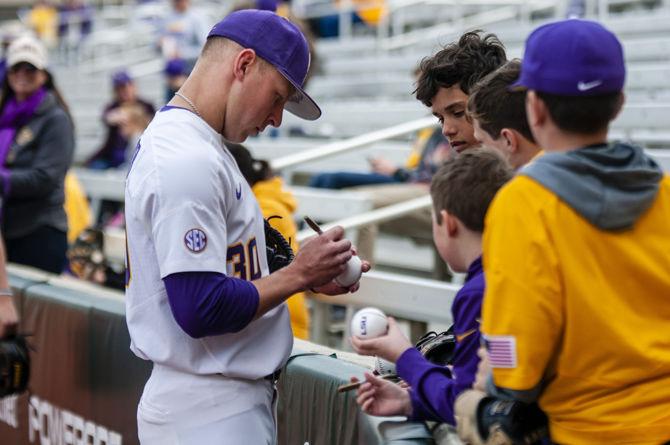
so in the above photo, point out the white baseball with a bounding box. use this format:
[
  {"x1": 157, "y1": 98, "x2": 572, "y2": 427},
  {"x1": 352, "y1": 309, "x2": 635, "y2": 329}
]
[
  {"x1": 374, "y1": 356, "x2": 396, "y2": 376},
  {"x1": 334, "y1": 255, "x2": 363, "y2": 287},
  {"x1": 351, "y1": 307, "x2": 388, "y2": 338}
]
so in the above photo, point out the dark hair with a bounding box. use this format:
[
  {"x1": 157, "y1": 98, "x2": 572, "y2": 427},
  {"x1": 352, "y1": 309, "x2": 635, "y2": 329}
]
[
  {"x1": 225, "y1": 142, "x2": 273, "y2": 186},
  {"x1": 467, "y1": 60, "x2": 535, "y2": 143},
  {"x1": 414, "y1": 31, "x2": 507, "y2": 107},
  {"x1": 536, "y1": 91, "x2": 622, "y2": 134},
  {"x1": 430, "y1": 148, "x2": 513, "y2": 232},
  {"x1": 0, "y1": 69, "x2": 74, "y2": 129}
]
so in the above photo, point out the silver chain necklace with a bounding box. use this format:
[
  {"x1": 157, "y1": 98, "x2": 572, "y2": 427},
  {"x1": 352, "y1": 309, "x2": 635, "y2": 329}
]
[{"x1": 174, "y1": 92, "x2": 202, "y2": 118}]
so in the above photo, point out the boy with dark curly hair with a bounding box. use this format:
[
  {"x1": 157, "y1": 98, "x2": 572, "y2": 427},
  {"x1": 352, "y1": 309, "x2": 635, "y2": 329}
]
[{"x1": 356, "y1": 31, "x2": 507, "y2": 271}]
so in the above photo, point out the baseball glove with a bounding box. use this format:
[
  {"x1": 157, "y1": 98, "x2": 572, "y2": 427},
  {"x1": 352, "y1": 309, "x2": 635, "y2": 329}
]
[
  {"x1": 0, "y1": 335, "x2": 30, "y2": 397},
  {"x1": 67, "y1": 227, "x2": 106, "y2": 281},
  {"x1": 415, "y1": 326, "x2": 457, "y2": 366},
  {"x1": 455, "y1": 390, "x2": 549, "y2": 445},
  {"x1": 264, "y1": 218, "x2": 294, "y2": 273}
]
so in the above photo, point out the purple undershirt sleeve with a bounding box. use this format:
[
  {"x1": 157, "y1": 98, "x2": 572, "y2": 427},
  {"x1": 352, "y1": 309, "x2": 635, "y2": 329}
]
[{"x1": 163, "y1": 271, "x2": 260, "y2": 338}]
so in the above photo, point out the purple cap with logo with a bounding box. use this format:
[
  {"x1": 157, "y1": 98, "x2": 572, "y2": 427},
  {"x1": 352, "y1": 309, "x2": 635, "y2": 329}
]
[
  {"x1": 208, "y1": 10, "x2": 321, "y2": 120},
  {"x1": 512, "y1": 19, "x2": 625, "y2": 96}
]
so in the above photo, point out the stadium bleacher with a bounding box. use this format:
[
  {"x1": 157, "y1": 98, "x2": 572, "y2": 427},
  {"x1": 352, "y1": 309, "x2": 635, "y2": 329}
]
[{"x1": 56, "y1": 0, "x2": 670, "y2": 313}]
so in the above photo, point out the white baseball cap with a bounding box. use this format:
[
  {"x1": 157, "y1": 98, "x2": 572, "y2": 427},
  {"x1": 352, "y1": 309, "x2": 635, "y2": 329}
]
[{"x1": 7, "y1": 35, "x2": 48, "y2": 70}]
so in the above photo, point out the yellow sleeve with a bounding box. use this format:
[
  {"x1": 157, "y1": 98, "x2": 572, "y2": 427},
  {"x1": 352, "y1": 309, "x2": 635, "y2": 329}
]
[
  {"x1": 64, "y1": 172, "x2": 93, "y2": 244},
  {"x1": 352, "y1": 0, "x2": 387, "y2": 25},
  {"x1": 482, "y1": 177, "x2": 563, "y2": 390}
]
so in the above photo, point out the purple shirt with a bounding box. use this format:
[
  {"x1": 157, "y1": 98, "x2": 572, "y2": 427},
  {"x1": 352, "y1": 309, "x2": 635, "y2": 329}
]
[{"x1": 396, "y1": 256, "x2": 484, "y2": 425}]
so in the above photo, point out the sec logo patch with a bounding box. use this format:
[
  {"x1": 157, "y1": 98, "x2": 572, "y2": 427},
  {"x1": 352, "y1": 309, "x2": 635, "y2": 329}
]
[{"x1": 184, "y1": 229, "x2": 207, "y2": 253}]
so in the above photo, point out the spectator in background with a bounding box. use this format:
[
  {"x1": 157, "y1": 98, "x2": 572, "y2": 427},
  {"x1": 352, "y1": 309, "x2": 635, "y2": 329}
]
[
  {"x1": 57, "y1": 0, "x2": 93, "y2": 64},
  {"x1": 164, "y1": 58, "x2": 188, "y2": 103},
  {"x1": 310, "y1": 126, "x2": 449, "y2": 189},
  {"x1": 27, "y1": 0, "x2": 59, "y2": 47},
  {"x1": 118, "y1": 103, "x2": 152, "y2": 168},
  {"x1": 0, "y1": 36, "x2": 74, "y2": 274},
  {"x1": 310, "y1": 66, "x2": 447, "y2": 189},
  {"x1": 86, "y1": 70, "x2": 154, "y2": 170},
  {"x1": 226, "y1": 142, "x2": 311, "y2": 340},
  {"x1": 158, "y1": 0, "x2": 208, "y2": 71}
]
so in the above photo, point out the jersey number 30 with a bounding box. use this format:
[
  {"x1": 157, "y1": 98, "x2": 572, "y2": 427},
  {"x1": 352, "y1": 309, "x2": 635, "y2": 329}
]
[{"x1": 226, "y1": 238, "x2": 262, "y2": 281}]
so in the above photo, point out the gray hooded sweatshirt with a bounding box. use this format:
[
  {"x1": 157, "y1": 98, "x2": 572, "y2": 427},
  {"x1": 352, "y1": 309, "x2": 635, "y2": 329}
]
[{"x1": 520, "y1": 142, "x2": 664, "y2": 231}]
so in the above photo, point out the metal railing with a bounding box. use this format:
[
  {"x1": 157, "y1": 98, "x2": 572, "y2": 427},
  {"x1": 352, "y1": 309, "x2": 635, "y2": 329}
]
[
  {"x1": 270, "y1": 116, "x2": 436, "y2": 170},
  {"x1": 297, "y1": 195, "x2": 432, "y2": 243}
]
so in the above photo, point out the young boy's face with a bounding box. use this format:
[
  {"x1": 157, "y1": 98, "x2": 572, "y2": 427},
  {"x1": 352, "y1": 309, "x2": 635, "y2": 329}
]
[
  {"x1": 431, "y1": 85, "x2": 479, "y2": 155},
  {"x1": 472, "y1": 118, "x2": 509, "y2": 158},
  {"x1": 431, "y1": 209, "x2": 467, "y2": 274}
]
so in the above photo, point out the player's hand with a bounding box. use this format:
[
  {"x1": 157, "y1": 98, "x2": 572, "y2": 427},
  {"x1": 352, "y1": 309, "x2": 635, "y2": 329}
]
[
  {"x1": 350, "y1": 317, "x2": 412, "y2": 363},
  {"x1": 368, "y1": 157, "x2": 397, "y2": 176},
  {"x1": 473, "y1": 347, "x2": 491, "y2": 392},
  {"x1": 311, "y1": 280, "x2": 356, "y2": 296},
  {"x1": 0, "y1": 296, "x2": 19, "y2": 338},
  {"x1": 311, "y1": 253, "x2": 371, "y2": 295},
  {"x1": 290, "y1": 226, "x2": 352, "y2": 289},
  {"x1": 353, "y1": 372, "x2": 412, "y2": 417}
]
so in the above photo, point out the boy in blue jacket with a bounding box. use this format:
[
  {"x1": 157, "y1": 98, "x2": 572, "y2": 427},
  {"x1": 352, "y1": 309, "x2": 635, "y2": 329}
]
[{"x1": 351, "y1": 148, "x2": 512, "y2": 424}]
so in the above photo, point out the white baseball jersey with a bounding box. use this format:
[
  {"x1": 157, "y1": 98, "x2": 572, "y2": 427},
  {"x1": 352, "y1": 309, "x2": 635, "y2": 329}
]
[{"x1": 124, "y1": 107, "x2": 293, "y2": 379}]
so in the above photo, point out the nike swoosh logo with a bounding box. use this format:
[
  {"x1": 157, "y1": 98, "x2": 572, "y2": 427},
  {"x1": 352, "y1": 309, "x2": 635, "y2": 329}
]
[
  {"x1": 235, "y1": 184, "x2": 242, "y2": 200},
  {"x1": 456, "y1": 328, "x2": 477, "y2": 342},
  {"x1": 577, "y1": 80, "x2": 603, "y2": 91}
]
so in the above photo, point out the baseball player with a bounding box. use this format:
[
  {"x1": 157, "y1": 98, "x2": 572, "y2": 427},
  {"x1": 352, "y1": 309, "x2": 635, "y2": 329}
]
[
  {"x1": 456, "y1": 20, "x2": 670, "y2": 444},
  {"x1": 125, "y1": 10, "x2": 368, "y2": 444}
]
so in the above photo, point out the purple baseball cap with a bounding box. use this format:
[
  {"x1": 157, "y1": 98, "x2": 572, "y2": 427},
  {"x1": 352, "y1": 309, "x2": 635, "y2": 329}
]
[
  {"x1": 512, "y1": 19, "x2": 625, "y2": 96},
  {"x1": 208, "y1": 10, "x2": 321, "y2": 120},
  {"x1": 165, "y1": 58, "x2": 187, "y2": 76},
  {"x1": 112, "y1": 70, "x2": 133, "y2": 87}
]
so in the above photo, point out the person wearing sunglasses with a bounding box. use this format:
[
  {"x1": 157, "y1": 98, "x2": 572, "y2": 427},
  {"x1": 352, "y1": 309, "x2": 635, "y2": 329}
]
[{"x1": 0, "y1": 35, "x2": 74, "y2": 274}]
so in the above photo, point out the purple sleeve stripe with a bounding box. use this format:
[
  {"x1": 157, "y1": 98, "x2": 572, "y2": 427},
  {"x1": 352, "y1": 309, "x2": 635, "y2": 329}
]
[{"x1": 163, "y1": 271, "x2": 260, "y2": 338}]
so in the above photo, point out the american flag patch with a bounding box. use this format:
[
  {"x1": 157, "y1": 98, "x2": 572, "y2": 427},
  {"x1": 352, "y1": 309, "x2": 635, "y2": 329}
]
[{"x1": 484, "y1": 335, "x2": 517, "y2": 368}]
